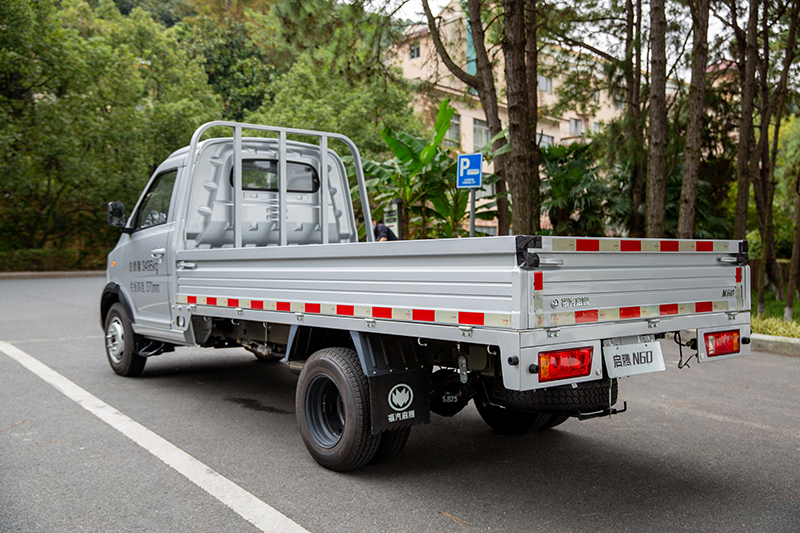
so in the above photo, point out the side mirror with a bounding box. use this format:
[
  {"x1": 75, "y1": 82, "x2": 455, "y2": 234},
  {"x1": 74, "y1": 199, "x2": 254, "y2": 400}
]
[{"x1": 107, "y1": 202, "x2": 128, "y2": 230}]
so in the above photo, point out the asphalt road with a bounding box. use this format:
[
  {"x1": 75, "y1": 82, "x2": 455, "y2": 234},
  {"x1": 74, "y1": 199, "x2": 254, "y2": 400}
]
[{"x1": 1, "y1": 276, "x2": 798, "y2": 532}]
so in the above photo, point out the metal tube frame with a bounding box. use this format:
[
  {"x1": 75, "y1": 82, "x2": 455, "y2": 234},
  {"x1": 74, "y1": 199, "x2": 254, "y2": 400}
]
[{"x1": 186, "y1": 120, "x2": 375, "y2": 245}]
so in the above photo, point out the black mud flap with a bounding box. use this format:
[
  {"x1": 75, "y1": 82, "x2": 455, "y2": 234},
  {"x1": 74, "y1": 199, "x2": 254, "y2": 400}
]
[
  {"x1": 350, "y1": 331, "x2": 431, "y2": 435},
  {"x1": 368, "y1": 369, "x2": 431, "y2": 434}
]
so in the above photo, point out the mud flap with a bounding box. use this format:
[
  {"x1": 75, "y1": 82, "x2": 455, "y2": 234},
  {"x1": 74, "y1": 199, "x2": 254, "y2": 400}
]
[
  {"x1": 368, "y1": 369, "x2": 430, "y2": 434},
  {"x1": 350, "y1": 331, "x2": 431, "y2": 434}
]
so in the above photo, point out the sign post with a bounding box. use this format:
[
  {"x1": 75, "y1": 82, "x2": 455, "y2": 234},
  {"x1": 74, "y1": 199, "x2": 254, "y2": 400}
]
[{"x1": 457, "y1": 154, "x2": 483, "y2": 237}]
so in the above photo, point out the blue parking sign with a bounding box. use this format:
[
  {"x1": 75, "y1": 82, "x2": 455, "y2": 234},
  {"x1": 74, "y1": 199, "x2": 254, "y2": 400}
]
[{"x1": 457, "y1": 153, "x2": 483, "y2": 189}]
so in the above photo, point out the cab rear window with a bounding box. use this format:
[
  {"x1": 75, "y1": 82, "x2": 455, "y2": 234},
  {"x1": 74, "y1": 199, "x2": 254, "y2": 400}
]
[{"x1": 230, "y1": 160, "x2": 319, "y2": 193}]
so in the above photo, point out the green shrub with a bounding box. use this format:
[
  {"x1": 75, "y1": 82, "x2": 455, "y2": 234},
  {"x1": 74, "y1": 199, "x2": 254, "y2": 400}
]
[
  {"x1": 751, "y1": 315, "x2": 800, "y2": 338},
  {"x1": 0, "y1": 249, "x2": 107, "y2": 272}
]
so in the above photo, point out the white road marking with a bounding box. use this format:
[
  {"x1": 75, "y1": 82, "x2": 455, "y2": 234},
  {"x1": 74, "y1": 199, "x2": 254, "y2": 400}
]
[{"x1": 0, "y1": 341, "x2": 309, "y2": 533}]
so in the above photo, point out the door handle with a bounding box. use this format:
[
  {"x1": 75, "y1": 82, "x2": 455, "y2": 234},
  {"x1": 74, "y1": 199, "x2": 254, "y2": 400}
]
[{"x1": 150, "y1": 248, "x2": 166, "y2": 258}]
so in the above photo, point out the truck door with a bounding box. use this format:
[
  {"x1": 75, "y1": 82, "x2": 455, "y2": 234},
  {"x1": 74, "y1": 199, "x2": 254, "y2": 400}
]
[{"x1": 120, "y1": 168, "x2": 178, "y2": 329}]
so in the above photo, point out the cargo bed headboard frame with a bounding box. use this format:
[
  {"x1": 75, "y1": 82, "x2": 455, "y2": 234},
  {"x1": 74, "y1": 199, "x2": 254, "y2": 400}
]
[{"x1": 187, "y1": 121, "x2": 375, "y2": 246}]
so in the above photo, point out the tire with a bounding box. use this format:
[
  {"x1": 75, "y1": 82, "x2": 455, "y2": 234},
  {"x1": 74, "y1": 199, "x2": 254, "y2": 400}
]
[
  {"x1": 104, "y1": 303, "x2": 146, "y2": 377},
  {"x1": 481, "y1": 376, "x2": 617, "y2": 415},
  {"x1": 474, "y1": 394, "x2": 552, "y2": 435},
  {"x1": 295, "y1": 347, "x2": 380, "y2": 471},
  {"x1": 538, "y1": 414, "x2": 569, "y2": 430},
  {"x1": 369, "y1": 426, "x2": 411, "y2": 465}
]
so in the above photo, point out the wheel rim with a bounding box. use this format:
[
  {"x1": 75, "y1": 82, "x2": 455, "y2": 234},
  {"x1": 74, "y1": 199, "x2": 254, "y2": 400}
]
[
  {"x1": 106, "y1": 317, "x2": 125, "y2": 364},
  {"x1": 305, "y1": 374, "x2": 345, "y2": 449}
]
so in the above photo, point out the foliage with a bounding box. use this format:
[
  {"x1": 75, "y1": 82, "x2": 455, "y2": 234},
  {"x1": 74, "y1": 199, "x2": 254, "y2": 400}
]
[
  {"x1": 110, "y1": 0, "x2": 195, "y2": 26},
  {"x1": 540, "y1": 143, "x2": 624, "y2": 236},
  {"x1": 174, "y1": 11, "x2": 288, "y2": 120},
  {"x1": 247, "y1": 54, "x2": 420, "y2": 161},
  {"x1": 751, "y1": 315, "x2": 800, "y2": 338},
  {"x1": 274, "y1": 0, "x2": 403, "y2": 83},
  {"x1": 361, "y1": 100, "x2": 459, "y2": 239},
  {"x1": 0, "y1": 0, "x2": 219, "y2": 257},
  {"x1": 751, "y1": 286, "x2": 800, "y2": 337}
]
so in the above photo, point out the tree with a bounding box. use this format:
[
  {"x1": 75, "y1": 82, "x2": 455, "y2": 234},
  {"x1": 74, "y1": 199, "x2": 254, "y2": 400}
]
[
  {"x1": 780, "y1": 117, "x2": 800, "y2": 319},
  {"x1": 175, "y1": 11, "x2": 289, "y2": 120},
  {"x1": 246, "y1": 54, "x2": 419, "y2": 160},
  {"x1": 420, "y1": 0, "x2": 511, "y2": 235},
  {"x1": 548, "y1": 0, "x2": 648, "y2": 237},
  {"x1": 541, "y1": 143, "x2": 625, "y2": 236},
  {"x1": 645, "y1": 0, "x2": 668, "y2": 238},
  {"x1": 0, "y1": 0, "x2": 219, "y2": 256},
  {"x1": 677, "y1": 0, "x2": 710, "y2": 238}
]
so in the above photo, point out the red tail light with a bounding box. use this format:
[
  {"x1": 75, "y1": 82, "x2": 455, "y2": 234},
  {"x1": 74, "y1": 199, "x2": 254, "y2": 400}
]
[
  {"x1": 538, "y1": 346, "x2": 593, "y2": 382},
  {"x1": 704, "y1": 330, "x2": 741, "y2": 357}
]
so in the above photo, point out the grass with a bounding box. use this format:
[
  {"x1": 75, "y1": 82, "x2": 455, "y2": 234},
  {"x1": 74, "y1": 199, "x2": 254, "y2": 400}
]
[{"x1": 750, "y1": 290, "x2": 800, "y2": 338}]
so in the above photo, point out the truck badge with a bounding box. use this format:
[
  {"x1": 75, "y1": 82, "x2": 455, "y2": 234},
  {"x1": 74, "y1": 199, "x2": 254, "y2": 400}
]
[{"x1": 389, "y1": 384, "x2": 413, "y2": 411}]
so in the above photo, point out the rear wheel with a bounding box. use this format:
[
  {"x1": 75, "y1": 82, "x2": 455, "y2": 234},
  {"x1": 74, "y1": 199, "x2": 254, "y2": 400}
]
[
  {"x1": 295, "y1": 347, "x2": 380, "y2": 471},
  {"x1": 474, "y1": 395, "x2": 551, "y2": 435},
  {"x1": 369, "y1": 426, "x2": 411, "y2": 464},
  {"x1": 104, "y1": 303, "x2": 146, "y2": 377}
]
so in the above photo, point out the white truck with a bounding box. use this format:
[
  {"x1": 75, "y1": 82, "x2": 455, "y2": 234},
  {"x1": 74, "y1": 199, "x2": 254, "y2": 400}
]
[{"x1": 102, "y1": 121, "x2": 752, "y2": 471}]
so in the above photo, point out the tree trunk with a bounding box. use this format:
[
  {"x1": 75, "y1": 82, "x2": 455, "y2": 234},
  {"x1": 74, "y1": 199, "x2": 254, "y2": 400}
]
[
  {"x1": 627, "y1": 0, "x2": 645, "y2": 237},
  {"x1": 526, "y1": 0, "x2": 540, "y2": 232},
  {"x1": 785, "y1": 169, "x2": 800, "y2": 321},
  {"x1": 677, "y1": 0, "x2": 709, "y2": 239},
  {"x1": 732, "y1": 0, "x2": 759, "y2": 240},
  {"x1": 645, "y1": 0, "x2": 668, "y2": 238},
  {"x1": 503, "y1": 0, "x2": 534, "y2": 234}
]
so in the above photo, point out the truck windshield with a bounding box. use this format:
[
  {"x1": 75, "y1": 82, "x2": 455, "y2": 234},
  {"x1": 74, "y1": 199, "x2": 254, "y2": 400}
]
[{"x1": 231, "y1": 160, "x2": 319, "y2": 193}]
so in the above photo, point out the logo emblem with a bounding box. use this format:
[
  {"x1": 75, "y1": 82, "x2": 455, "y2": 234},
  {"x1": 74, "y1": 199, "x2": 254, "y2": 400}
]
[
  {"x1": 550, "y1": 299, "x2": 560, "y2": 309},
  {"x1": 388, "y1": 384, "x2": 413, "y2": 411}
]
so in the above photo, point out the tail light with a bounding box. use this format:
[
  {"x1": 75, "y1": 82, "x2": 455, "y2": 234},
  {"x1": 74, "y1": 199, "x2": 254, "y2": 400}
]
[
  {"x1": 704, "y1": 329, "x2": 741, "y2": 357},
  {"x1": 538, "y1": 346, "x2": 593, "y2": 382}
]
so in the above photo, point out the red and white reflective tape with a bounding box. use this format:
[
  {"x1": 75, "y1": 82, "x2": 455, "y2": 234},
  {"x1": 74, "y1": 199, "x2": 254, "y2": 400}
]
[
  {"x1": 550, "y1": 238, "x2": 731, "y2": 253},
  {"x1": 533, "y1": 267, "x2": 745, "y2": 328},
  {"x1": 548, "y1": 300, "x2": 731, "y2": 327},
  {"x1": 176, "y1": 295, "x2": 512, "y2": 328}
]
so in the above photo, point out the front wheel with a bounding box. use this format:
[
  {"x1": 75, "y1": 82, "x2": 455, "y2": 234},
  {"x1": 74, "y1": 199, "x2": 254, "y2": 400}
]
[
  {"x1": 295, "y1": 347, "x2": 380, "y2": 471},
  {"x1": 104, "y1": 303, "x2": 146, "y2": 377}
]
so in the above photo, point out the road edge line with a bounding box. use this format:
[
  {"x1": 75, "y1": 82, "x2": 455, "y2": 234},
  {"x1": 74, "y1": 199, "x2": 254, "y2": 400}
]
[{"x1": 0, "y1": 341, "x2": 309, "y2": 533}]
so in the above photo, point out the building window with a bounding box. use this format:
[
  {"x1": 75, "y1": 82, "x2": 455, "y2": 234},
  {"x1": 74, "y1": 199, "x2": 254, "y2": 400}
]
[
  {"x1": 537, "y1": 133, "x2": 554, "y2": 148},
  {"x1": 569, "y1": 118, "x2": 582, "y2": 136},
  {"x1": 613, "y1": 95, "x2": 625, "y2": 110},
  {"x1": 537, "y1": 74, "x2": 552, "y2": 94},
  {"x1": 473, "y1": 118, "x2": 491, "y2": 152},
  {"x1": 593, "y1": 122, "x2": 601, "y2": 134},
  {"x1": 410, "y1": 42, "x2": 420, "y2": 60},
  {"x1": 593, "y1": 90, "x2": 600, "y2": 103},
  {"x1": 444, "y1": 114, "x2": 460, "y2": 148}
]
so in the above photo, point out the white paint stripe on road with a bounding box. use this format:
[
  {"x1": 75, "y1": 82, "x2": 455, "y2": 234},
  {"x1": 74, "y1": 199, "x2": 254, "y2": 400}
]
[{"x1": 0, "y1": 341, "x2": 310, "y2": 533}]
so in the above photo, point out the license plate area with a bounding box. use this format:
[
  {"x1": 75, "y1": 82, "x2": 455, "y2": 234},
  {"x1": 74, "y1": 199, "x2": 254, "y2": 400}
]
[{"x1": 603, "y1": 335, "x2": 665, "y2": 378}]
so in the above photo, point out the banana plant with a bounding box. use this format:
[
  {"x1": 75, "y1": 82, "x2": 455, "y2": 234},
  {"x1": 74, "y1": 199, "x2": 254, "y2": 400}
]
[{"x1": 361, "y1": 100, "x2": 456, "y2": 239}]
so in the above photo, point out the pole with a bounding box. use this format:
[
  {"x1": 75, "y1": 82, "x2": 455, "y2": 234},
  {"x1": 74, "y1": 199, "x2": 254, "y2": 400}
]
[{"x1": 469, "y1": 189, "x2": 476, "y2": 237}]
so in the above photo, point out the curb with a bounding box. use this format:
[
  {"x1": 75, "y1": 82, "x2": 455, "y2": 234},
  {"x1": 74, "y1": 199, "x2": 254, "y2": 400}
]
[
  {"x1": 751, "y1": 333, "x2": 800, "y2": 357},
  {"x1": 0, "y1": 271, "x2": 105, "y2": 280}
]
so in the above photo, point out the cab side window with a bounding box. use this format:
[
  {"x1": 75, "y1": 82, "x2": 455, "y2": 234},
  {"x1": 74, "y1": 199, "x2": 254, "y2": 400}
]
[{"x1": 134, "y1": 170, "x2": 177, "y2": 231}]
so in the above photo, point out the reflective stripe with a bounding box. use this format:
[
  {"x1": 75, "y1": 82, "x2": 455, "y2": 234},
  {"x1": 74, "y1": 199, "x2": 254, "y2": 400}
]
[
  {"x1": 179, "y1": 295, "x2": 511, "y2": 329},
  {"x1": 550, "y1": 238, "x2": 732, "y2": 253}
]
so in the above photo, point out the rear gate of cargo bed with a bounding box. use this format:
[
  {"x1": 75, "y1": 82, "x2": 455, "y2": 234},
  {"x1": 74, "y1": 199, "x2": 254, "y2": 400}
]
[{"x1": 505, "y1": 236, "x2": 752, "y2": 392}]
